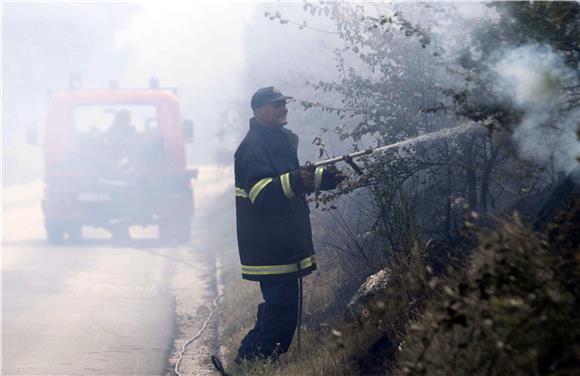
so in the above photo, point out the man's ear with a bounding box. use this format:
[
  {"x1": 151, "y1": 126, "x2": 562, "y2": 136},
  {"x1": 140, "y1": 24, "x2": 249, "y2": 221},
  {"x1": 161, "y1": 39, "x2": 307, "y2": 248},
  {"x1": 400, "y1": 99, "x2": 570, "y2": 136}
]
[{"x1": 254, "y1": 107, "x2": 264, "y2": 120}]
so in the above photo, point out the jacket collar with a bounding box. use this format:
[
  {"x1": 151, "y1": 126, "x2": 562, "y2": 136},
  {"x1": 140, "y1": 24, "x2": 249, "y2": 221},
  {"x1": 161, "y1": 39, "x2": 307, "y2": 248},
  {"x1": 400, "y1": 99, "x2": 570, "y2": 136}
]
[
  {"x1": 250, "y1": 117, "x2": 284, "y2": 134},
  {"x1": 249, "y1": 118, "x2": 298, "y2": 147},
  {"x1": 249, "y1": 118, "x2": 299, "y2": 151}
]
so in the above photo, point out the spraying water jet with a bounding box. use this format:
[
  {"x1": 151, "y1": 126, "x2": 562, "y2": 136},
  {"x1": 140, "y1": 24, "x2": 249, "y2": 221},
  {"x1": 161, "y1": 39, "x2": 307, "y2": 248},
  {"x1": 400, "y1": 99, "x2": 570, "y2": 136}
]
[{"x1": 309, "y1": 122, "x2": 478, "y2": 174}]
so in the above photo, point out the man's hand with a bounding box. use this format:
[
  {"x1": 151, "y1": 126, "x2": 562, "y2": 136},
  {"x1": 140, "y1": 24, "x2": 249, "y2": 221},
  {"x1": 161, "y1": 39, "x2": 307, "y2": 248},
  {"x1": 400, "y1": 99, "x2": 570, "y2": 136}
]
[
  {"x1": 324, "y1": 165, "x2": 347, "y2": 188},
  {"x1": 299, "y1": 167, "x2": 315, "y2": 191},
  {"x1": 332, "y1": 171, "x2": 347, "y2": 186}
]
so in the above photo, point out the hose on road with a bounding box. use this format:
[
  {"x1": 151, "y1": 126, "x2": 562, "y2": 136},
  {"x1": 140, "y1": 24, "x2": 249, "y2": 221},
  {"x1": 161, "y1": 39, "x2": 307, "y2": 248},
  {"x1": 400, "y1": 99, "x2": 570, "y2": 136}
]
[{"x1": 174, "y1": 293, "x2": 224, "y2": 376}]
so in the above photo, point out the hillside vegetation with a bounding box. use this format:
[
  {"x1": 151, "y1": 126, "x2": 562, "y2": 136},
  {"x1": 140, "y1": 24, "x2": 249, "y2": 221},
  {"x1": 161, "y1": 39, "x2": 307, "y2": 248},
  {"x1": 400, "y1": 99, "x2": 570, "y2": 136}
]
[{"x1": 216, "y1": 2, "x2": 579, "y2": 375}]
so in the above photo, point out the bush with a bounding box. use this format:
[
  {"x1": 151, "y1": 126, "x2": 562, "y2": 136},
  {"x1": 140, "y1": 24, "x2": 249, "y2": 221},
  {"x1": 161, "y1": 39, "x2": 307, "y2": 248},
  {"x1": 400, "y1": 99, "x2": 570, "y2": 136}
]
[{"x1": 395, "y1": 206, "x2": 580, "y2": 376}]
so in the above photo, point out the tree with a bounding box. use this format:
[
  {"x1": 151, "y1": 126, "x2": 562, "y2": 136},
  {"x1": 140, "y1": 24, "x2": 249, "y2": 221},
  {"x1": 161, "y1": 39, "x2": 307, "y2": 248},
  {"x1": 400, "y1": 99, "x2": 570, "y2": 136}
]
[{"x1": 269, "y1": 1, "x2": 579, "y2": 261}]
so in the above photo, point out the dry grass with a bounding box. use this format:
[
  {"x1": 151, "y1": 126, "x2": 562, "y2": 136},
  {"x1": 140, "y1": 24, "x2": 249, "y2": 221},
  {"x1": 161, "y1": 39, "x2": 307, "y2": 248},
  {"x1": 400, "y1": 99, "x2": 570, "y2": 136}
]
[
  {"x1": 216, "y1": 243, "x2": 431, "y2": 376},
  {"x1": 217, "y1": 244, "x2": 365, "y2": 374}
]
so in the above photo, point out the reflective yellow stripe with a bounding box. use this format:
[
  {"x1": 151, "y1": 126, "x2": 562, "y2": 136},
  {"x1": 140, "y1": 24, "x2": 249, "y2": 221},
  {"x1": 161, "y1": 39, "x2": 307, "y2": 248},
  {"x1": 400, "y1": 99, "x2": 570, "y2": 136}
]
[
  {"x1": 235, "y1": 187, "x2": 248, "y2": 198},
  {"x1": 314, "y1": 167, "x2": 324, "y2": 190},
  {"x1": 280, "y1": 172, "x2": 294, "y2": 199},
  {"x1": 241, "y1": 256, "x2": 316, "y2": 276},
  {"x1": 249, "y1": 178, "x2": 273, "y2": 203}
]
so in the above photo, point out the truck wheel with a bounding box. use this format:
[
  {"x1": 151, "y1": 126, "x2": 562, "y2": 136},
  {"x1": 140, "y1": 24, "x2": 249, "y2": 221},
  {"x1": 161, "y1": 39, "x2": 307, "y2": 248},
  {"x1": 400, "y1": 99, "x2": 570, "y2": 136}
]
[{"x1": 46, "y1": 222, "x2": 65, "y2": 244}]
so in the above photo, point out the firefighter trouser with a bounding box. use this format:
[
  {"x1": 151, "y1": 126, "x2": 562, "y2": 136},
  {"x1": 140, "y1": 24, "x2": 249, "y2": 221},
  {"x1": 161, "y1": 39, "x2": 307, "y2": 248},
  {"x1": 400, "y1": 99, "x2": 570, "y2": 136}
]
[{"x1": 236, "y1": 278, "x2": 299, "y2": 361}]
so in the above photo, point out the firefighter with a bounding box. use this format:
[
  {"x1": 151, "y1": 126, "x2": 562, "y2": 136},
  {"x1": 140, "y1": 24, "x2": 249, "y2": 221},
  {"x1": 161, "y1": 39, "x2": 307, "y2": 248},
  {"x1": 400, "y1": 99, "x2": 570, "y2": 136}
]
[{"x1": 234, "y1": 86, "x2": 345, "y2": 363}]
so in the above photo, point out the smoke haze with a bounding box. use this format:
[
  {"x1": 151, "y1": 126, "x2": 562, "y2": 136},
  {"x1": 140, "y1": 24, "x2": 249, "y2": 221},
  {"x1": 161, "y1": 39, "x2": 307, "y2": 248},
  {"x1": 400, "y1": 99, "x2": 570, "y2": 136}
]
[
  {"x1": 113, "y1": 1, "x2": 253, "y2": 165},
  {"x1": 3, "y1": 2, "x2": 578, "y2": 182},
  {"x1": 493, "y1": 44, "x2": 579, "y2": 173}
]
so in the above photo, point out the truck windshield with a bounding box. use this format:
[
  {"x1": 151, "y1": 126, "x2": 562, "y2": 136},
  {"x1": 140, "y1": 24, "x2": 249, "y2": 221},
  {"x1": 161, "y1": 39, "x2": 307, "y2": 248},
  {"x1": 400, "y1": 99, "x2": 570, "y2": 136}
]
[
  {"x1": 73, "y1": 104, "x2": 158, "y2": 133},
  {"x1": 69, "y1": 104, "x2": 166, "y2": 173}
]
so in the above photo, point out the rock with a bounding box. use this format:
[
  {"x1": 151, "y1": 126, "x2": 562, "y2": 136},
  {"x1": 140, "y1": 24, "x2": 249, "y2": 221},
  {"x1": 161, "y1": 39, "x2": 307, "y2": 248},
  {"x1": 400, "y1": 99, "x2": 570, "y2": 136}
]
[{"x1": 346, "y1": 267, "x2": 391, "y2": 321}]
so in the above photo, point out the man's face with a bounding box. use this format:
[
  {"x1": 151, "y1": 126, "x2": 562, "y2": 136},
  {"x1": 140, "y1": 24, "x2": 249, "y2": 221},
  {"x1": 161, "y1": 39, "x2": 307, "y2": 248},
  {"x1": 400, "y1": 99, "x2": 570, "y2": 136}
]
[{"x1": 255, "y1": 100, "x2": 288, "y2": 128}]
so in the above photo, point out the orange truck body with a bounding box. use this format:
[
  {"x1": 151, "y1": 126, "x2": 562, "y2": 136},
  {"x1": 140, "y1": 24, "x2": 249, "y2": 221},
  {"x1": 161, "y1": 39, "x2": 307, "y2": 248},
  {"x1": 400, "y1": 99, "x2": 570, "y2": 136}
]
[{"x1": 42, "y1": 88, "x2": 195, "y2": 244}]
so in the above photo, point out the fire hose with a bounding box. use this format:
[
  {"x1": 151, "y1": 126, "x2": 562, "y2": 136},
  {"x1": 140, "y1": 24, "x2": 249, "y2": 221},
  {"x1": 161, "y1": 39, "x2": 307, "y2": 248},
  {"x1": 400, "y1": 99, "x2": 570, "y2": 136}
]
[{"x1": 174, "y1": 293, "x2": 224, "y2": 376}]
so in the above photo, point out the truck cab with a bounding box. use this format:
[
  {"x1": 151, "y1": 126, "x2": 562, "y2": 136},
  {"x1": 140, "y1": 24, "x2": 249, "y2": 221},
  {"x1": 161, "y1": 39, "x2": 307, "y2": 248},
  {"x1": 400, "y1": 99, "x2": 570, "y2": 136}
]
[{"x1": 41, "y1": 85, "x2": 195, "y2": 244}]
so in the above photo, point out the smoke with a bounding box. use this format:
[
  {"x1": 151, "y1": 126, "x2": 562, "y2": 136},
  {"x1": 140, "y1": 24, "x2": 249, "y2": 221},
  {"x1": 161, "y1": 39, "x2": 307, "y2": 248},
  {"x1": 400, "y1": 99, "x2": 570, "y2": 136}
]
[
  {"x1": 2, "y1": 3, "x2": 138, "y2": 185},
  {"x1": 113, "y1": 1, "x2": 254, "y2": 165},
  {"x1": 492, "y1": 44, "x2": 580, "y2": 173}
]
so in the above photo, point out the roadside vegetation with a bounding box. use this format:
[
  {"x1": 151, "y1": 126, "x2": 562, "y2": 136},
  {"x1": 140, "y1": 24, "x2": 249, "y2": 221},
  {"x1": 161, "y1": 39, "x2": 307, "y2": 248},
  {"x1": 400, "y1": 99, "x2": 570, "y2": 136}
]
[
  {"x1": 218, "y1": 202, "x2": 578, "y2": 376},
  {"x1": 215, "y1": 2, "x2": 579, "y2": 375}
]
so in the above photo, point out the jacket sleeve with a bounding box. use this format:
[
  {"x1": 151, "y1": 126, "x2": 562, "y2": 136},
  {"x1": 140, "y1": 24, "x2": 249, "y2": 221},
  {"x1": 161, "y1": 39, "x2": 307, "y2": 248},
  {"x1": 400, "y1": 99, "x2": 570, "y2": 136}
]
[{"x1": 238, "y1": 147, "x2": 304, "y2": 212}]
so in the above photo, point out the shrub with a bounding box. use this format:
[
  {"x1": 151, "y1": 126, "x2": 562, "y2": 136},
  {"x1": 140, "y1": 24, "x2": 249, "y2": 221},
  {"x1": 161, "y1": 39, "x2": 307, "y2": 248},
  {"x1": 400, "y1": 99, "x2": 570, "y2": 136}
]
[{"x1": 395, "y1": 207, "x2": 580, "y2": 376}]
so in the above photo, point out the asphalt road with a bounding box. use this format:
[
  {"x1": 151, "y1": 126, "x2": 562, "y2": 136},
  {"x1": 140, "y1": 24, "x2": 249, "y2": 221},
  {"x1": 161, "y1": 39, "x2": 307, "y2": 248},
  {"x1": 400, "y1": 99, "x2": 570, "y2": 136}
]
[{"x1": 2, "y1": 166, "x2": 233, "y2": 375}]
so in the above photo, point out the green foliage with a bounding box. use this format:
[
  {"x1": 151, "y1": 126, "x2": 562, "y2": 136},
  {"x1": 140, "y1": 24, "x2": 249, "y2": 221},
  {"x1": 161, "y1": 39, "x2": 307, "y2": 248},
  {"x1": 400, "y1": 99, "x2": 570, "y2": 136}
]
[
  {"x1": 490, "y1": 1, "x2": 580, "y2": 67},
  {"x1": 395, "y1": 208, "x2": 580, "y2": 376}
]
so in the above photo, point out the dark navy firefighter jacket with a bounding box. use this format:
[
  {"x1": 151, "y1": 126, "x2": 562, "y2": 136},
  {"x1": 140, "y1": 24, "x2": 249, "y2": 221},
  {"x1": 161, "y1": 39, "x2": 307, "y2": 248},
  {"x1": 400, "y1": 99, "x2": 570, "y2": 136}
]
[{"x1": 234, "y1": 118, "x2": 337, "y2": 281}]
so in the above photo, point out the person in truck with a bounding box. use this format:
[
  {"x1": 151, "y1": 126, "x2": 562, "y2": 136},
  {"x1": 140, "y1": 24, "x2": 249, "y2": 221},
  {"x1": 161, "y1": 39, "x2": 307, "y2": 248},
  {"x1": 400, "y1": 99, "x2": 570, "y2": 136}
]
[
  {"x1": 104, "y1": 109, "x2": 136, "y2": 173},
  {"x1": 233, "y1": 86, "x2": 345, "y2": 363}
]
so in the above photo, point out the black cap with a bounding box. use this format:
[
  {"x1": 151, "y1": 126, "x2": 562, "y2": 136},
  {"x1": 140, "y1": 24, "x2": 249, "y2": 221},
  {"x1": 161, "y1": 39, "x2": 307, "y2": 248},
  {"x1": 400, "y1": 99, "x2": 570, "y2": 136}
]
[{"x1": 251, "y1": 86, "x2": 293, "y2": 110}]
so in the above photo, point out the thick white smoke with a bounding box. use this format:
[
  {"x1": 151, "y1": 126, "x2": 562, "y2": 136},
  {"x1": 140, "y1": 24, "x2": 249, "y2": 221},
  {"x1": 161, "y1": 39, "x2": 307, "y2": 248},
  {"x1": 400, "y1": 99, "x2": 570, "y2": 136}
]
[{"x1": 493, "y1": 44, "x2": 579, "y2": 173}]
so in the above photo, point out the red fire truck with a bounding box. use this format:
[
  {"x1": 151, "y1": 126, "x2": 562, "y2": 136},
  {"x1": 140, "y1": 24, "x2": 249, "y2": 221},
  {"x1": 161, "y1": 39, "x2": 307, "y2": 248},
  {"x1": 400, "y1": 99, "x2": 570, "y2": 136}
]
[{"x1": 37, "y1": 80, "x2": 196, "y2": 244}]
